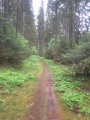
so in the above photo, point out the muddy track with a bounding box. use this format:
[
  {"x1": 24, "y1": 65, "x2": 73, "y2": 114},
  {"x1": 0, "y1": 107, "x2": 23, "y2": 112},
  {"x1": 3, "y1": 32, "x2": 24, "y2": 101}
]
[{"x1": 26, "y1": 60, "x2": 62, "y2": 120}]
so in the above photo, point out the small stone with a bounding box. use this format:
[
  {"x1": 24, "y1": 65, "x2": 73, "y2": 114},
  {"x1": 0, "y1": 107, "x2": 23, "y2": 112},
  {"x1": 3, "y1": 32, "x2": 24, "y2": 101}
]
[{"x1": 18, "y1": 114, "x2": 20, "y2": 118}]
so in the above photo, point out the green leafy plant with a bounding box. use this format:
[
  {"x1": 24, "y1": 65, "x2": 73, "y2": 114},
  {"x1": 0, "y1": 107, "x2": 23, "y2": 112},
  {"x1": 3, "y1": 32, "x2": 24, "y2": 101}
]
[
  {"x1": 31, "y1": 46, "x2": 39, "y2": 55},
  {"x1": 73, "y1": 57, "x2": 90, "y2": 76},
  {"x1": 62, "y1": 91, "x2": 85, "y2": 110},
  {"x1": 0, "y1": 17, "x2": 30, "y2": 64},
  {"x1": 44, "y1": 36, "x2": 69, "y2": 61},
  {"x1": 61, "y1": 42, "x2": 90, "y2": 64},
  {"x1": 0, "y1": 55, "x2": 41, "y2": 93},
  {"x1": 0, "y1": 99, "x2": 4, "y2": 104}
]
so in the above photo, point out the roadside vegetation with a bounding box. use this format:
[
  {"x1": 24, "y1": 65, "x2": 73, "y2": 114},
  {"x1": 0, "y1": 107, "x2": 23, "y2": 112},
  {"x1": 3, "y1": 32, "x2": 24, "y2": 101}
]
[
  {"x1": 44, "y1": 30, "x2": 90, "y2": 120},
  {"x1": 41, "y1": 57, "x2": 90, "y2": 120},
  {"x1": 45, "y1": 32, "x2": 90, "y2": 77},
  {"x1": 0, "y1": 56, "x2": 42, "y2": 120}
]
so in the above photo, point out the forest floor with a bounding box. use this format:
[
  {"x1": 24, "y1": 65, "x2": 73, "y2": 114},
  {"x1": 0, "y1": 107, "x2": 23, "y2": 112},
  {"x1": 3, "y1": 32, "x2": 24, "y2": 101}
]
[
  {"x1": 26, "y1": 58, "x2": 90, "y2": 120},
  {"x1": 26, "y1": 60, "x2": 62, "y2": 120},
  {"x1": 0, "y1": 56, "x2": 90, "y2": 120}
]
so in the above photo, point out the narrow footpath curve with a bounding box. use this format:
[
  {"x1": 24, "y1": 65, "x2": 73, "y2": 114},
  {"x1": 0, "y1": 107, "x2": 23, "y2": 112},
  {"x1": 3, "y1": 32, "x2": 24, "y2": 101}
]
[{"x1": 28, "y1": 60, "x2": 62, "y2": 120}]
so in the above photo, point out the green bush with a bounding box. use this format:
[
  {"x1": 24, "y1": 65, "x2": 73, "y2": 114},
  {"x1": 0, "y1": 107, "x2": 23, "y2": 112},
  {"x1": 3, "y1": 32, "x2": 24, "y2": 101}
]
[
  {"x1": 0, "y1": 17, "x2": 30, "y2": 64},
  {"x1": 0, "y1": 56, "x2": 41, "y2": 93},
  {"x1": 73, "y1": 57, "x2": 90, "y2": 76},
  {"x1": 62, "y1": 91, "x2": 90, "y2": 114},
  {"x1": 52, "y1": 44, "x2": 67, "y2": 62},
  {"x1": 44, "y1": 47, "x2": 53, "y2": 59},
  {"x1": 31, "y1": 46, "x2": 39, "y2": 55},
  {"x1": 0, "y1": 69, "x2": 29, "y2": 90},
  {"x1": 45, "y1": 36, "x2": 69, "y2": 61},
  {"x1": 80, "y1": 32, "x2": 90, "y2": 43},
  {"x1": 61, "y1": 42, "x2": 90, "y2": 64}
]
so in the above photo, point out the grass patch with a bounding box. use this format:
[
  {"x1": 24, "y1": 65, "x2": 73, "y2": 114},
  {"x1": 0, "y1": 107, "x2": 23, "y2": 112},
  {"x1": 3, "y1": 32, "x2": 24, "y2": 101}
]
[
  {"x1": 0, "y1": 55, "x2": 42, "y2": 120},
  {"x1": 0, "y1": 56, "x2": 41, "y2": 92}
]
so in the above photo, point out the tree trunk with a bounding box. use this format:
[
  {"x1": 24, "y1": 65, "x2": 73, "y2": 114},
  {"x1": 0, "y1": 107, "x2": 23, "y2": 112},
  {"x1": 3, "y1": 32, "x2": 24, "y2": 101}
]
[
  {"x1": 39, "y1": 0, "x2": 44, "y2": 56},
  {"x1": 4, "y1": 0, "x2": 8, "y2": 18},
  {"x1": 50, "y1": 11, "x2": 53, "y2": 40},
  {"x1": 65, "y1": 0, "x2": 69, "y2": 41},
  {"x1": 69, "y1": 0, "x2": 75, "y2": 48},
  {"x1": 55, "y1": 9, "x2": 58, "y2": 44}
]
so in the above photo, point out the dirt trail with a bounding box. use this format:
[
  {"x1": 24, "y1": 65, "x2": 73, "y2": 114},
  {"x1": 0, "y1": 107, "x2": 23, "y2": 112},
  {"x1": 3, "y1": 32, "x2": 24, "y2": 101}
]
[{"x1": 27, "y1": 60, "x2": 62, "y2": 120}]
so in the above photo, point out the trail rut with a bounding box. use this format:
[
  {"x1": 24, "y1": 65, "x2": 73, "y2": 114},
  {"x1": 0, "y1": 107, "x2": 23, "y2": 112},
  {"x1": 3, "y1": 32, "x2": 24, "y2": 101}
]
[{"x1": 27, "y1": 60, "x2": 62, "y2": 120}]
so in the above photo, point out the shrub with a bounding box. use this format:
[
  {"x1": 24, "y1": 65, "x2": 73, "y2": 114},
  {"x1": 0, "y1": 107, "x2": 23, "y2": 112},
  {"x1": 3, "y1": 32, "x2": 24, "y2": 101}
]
[
  {"x1": 44, "y1": 58, "x2": 90, "y2": 114},
  {"x1": 44, "y1": 47, "x2": 53, "y2": 59},
  {"x1": 51, "y1": 44, "x2": 67, "y2": 62},
  {"x1": 0, "y1": 69, "x2": 29, "y2": 90},
  {"x1": 80, "y1": 32, "x2": 90, "y2": 43},
  {"x1": 73, "y1": 57, "x2": 90, "y2": 76},
  {"x1": 45, "y1": 36, "x2": 69, "y2": 61},
  {"x1": 31, "y1": 46, "x2": 39, "y2": 55},
  {"x1": 61, "y1": 42, "x2": 90, "y2": 64},
  {"x1": 0, "y1": 17, "x2": 30, "y2": 64}
]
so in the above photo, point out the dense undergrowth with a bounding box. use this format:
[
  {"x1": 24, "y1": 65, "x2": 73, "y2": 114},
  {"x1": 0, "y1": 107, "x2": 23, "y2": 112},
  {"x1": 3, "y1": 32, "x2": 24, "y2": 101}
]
[
  {"x1": 41, "y1": 57, "x2": 90, "y2": 119},
  {"x1": 0, "y1": 17, "x2": 30, "y2": 64},
  {"x1": 0, "y1": 55, "x2": 42, "y2": 120},
  {"x1": 45, "y1": 32, "x2": 90, "y2": 77}
]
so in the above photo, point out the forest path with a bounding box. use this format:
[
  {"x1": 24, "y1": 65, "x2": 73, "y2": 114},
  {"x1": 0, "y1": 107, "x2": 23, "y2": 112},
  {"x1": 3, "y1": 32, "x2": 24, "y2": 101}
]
[{"x1": 28, "y1": 60, "x2": 62, "y2": 120}]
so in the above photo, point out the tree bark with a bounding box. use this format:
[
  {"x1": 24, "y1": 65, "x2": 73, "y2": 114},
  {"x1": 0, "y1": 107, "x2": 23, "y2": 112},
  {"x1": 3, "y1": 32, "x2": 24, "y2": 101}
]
[
  {"x1": 65, "y1": 0, "x2": 69, "y2": 41},
  {"x1": 4, "y1": 0, "x2": 8, "y2": 18},
  {"x1": 69, "y1": 0, "x2": 75, "y2": 48},
  {"x1": 38, "y1": 0, "x2": 44, "y2": 56},
  {"x1": 55, "y1": 8, "x2": 58, "y2": 44}
]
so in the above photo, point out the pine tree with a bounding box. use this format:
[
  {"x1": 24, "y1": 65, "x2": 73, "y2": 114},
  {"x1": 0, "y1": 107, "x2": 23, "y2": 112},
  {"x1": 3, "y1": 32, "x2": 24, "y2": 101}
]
[{"x1": 37, "y1": 0, "x2": 44, "y2": 56}]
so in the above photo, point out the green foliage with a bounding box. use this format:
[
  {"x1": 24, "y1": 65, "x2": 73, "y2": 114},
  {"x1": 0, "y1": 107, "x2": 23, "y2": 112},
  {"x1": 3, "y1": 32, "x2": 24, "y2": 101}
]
[
  {"x1": 0, "y1": 70, "x2": 29, "y2": 90},
  {"x1": 31, "y1": 46, "x2": 39, "y2": 55},
  {"x1": 61, "y1": 32, "x2": 90, "y2": 65},
  {"x1": 0, "y1": 99, "x2": 3, "y2": 105},
  {"x1": 45, "y1": 32, "x2": 90, "y2": 69},
  {"x1": 45, "y1": 36, "x2": 69, "y2": 61},
  {"x1": 48, "y1": 36, "x2": 60, "y2": 47},
  {"x1": 62, "y1": 42, "x2": 90, "y2": 64},
  {"x1": 60, "y1": 32, "x2": 90, "y2": 77},
  {"x1": 0, "y1": 56, "x2": 41, "y2": 93},
  {"x1": 74, "y1": 118, "x2": 78, "y2": 120},
  {"x1": 79, "y1": 107, "x2": 90, "y2": 115},
  {"x1": 22, "y1": 55, "x2": 40, "y2": 70},
  {"x1": 0, "y1": 55, "x2": 42, "y2": 113},
  {"x1": 73, "y1": 57, "x2": 90, "y2": 76},
  {"x1": 45, "y1": 36, "x2": 60, "y2": 59},
  {"x1": 0, "y1": 99, "x2": 4, "y2": 110},
  {"x1": 80, "y1": 32, "x2": 90, "y2": 43},
  {"x1": 0, "y1": 17, "x2": 30, "y2": 64},
  {"x1": 44, "y1": 47, "x2": 53, "y2": 59},
  {"x1": 62, "y1": 91, "x2": 85, "y2": 110}
]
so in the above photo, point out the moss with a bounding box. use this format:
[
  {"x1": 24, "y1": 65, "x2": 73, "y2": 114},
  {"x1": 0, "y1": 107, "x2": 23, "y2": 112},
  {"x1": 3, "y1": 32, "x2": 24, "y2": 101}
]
[{"x1": 0, "y1": 81, "x2": 36, "y2": 120}]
